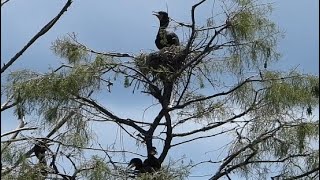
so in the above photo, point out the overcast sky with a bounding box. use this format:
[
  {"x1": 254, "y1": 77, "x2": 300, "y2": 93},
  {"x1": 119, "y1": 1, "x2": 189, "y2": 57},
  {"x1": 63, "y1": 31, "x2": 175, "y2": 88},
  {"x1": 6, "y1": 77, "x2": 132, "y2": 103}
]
[{"x1": 1, "y1": 0, "x2": 319, "y2": 179}]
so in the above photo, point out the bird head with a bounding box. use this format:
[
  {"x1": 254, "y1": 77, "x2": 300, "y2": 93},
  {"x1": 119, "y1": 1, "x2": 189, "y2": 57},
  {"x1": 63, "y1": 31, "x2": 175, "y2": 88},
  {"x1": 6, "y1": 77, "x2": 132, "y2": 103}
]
[
  {"x1": 153, "y1": 11, "x2": 168, "y2": 20},
  {"x1": 153, "y1": 11, "x2": 169, "y2": 27},
  {"x1": 149, "y1": 146, "x2": 158, "y2": 156},
  {"x1": 127, "y1": 158, "x2": 143, "y2": 169}
]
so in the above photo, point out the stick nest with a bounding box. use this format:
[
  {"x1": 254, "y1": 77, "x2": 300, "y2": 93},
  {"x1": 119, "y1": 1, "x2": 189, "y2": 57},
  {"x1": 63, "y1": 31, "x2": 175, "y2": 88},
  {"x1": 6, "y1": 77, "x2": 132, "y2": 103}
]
[{"x1": 135, "y1": 46, "x2": 186, "y2": 82}]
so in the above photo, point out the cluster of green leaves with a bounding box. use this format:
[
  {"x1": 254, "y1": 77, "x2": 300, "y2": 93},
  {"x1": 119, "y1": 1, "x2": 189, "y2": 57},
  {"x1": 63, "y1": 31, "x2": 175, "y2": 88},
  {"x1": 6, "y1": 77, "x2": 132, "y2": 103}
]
[
  {"x1": 224, "y1": 0, "x2": 281, "y2": 75},
  {"x1": 263, "y1": 71, "x2": 319, "y2": 114},
  {"x1": 51, "y1": 35, "x2": 88, "y2": 64},
  {"x1": 229, "y1": 71, "x2": 319, "y2": 115},
  {"x1": 3, "y1": 39, "x2": 117, "y2": 154},
  {"x1": 226, "y1": 70, "x2": 319, "y2": 179},
  {"x1": 80, "y1": 156, "x2": 113, "y2": 180},
  {"x1": 2, "y1": 144, "x2": 25, "y2": 169},
  {"x1": 228, "y1": 121, "x2": 319, "y2": 179},
  {"x1": 6, "y1": 52, "x2": 114, "y2": 120},
  {"x1": 1, "y1": 144, "x2": 44, "y2": 180},
  {"x1": 2, "y1": 164, "x2": 44, "y2": 180}
]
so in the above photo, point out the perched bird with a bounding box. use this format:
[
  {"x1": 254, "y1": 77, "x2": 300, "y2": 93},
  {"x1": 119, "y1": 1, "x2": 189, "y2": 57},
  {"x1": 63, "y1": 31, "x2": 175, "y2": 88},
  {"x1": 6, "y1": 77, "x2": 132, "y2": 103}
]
[
  {"x1": 34, "y1": 143, "x2": 47, "y2": 165},
  {"x1": 33, "y1": 142, "x2": 48, "y2": 177},
  {"x1": 128, "y1": 158, "x2": 145, "y2": 173},
  {"x1": 153, "y1": 11, "x2": 180, "y2": 49},
  {"x1": 127, "y1": 147, "x2": 161, "y2": 175},
  {"x1": 143, "y1": 146, "x2": 161, "y2": 172}
]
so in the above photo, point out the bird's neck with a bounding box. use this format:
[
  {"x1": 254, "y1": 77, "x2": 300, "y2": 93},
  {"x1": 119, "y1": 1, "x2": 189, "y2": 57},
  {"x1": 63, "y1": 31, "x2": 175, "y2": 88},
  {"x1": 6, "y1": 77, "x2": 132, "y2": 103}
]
[
  {"x1": 148, "y1": 154, "x2": 157, "y2": 159},
  {"x1": 157, "y1": 26, "x2": 167, "y2": 38},
  {"x1": 159, "y1": 21, "x2": 169, "y2": 29}
]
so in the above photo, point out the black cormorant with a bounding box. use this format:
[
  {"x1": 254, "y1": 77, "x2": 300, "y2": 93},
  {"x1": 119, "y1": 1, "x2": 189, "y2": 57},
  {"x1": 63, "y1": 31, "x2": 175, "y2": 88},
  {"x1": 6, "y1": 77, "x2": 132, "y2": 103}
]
[
  {"x1": 128, "y1": 158, "x2": 145, "y2": 173},
  {"x1": 127, "y1": 147, "x2": 161, "y2": 175},
  {"x1": 34, "y1": 143, "x2": 47, "y2": 165},
  {"x1": 143, "y1": 146, "x2": 161, "y2": 172},
  {"x1": 33, "y1": 142, "x2": 48, "y2": 176},
  {"x1": 153, "y1": 11, "x2": 180, "y2": 50}
]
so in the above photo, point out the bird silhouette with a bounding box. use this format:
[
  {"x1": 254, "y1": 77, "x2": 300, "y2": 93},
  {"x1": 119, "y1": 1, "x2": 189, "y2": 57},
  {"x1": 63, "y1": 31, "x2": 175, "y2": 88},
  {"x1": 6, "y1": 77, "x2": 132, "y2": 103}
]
[
  {"x1": 153, "y1": 11, "x2": 180, "y2": 50},
  {"x1": 127, "y1": 147, "x2": 161, "y2": 176}
]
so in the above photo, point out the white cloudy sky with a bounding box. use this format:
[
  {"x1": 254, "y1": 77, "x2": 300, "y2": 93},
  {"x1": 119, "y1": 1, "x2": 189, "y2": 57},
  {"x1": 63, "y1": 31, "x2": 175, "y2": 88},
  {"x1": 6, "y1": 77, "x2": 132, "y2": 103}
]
[{"x1": 1, "y1": 0, "x2": 319, "y2": 179}]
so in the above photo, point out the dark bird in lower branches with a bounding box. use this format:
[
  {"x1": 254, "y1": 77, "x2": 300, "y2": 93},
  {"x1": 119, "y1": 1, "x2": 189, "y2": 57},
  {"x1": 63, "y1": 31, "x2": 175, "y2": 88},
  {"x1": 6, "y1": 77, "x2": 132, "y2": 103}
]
[{"x1": 127, "y1": 147, "x2": 161, "y2": 176}]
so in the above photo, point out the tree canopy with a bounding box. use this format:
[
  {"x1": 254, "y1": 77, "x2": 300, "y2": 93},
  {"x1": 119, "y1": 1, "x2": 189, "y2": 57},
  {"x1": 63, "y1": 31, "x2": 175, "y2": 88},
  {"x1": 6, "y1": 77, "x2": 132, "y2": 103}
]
[{"x1": 1, "y1": 0, "x2": 319, "y2": 179}]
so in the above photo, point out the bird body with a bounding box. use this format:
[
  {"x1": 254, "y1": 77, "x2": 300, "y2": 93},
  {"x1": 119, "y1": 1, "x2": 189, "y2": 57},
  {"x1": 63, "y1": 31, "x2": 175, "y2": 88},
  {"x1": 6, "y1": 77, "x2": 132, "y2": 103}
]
[
  {"x1": 33, "y1": 142, "x2": 48, "y2": 177},
  {"x1": 156, "y1": 29, "x2": 180, "y2": 50},
  {"x1": 143, "y1": 155, "x2": 161, "y2": 172},
  {"x1": 153, "y1": 11, "x2": 180, "y2": 50},
  {"x1": 128, "y1": 158, "x2": 146, "y2": 173},
  {"x1": 34, "y1": 143, "x2": 47, "y2": 165},
  {"x1": 127, "y1": 147, "x2": 161, "y2": 175}
]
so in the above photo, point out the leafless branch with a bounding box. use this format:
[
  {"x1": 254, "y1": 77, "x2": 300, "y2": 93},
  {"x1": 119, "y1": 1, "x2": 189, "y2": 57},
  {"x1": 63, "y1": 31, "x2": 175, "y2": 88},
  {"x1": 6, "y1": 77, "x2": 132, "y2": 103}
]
[
  {"x1": 1, "y1": 127, "x2": 37, "y2": 137},
  {"x1": 76, "y1": 95, "x2": 147, "y2": 134},
  {"x1": 1, "y1": 0, "x2": 11, "y2": 7},
  {"x1": 171, "y1": 127, "x2": 237, "y2": 147},
  {"x1": 1, "y1": 109, "x2": 26, "y2": 153},
  {"x1": 185, "y1": 0, "x2": 208, "y2": 52},
  {"x1": 1, "y1": 0, "x2": 73, "y2": 73},
  {"x1": 1, "y1": 95, "x2": 15, "y2": 111}
]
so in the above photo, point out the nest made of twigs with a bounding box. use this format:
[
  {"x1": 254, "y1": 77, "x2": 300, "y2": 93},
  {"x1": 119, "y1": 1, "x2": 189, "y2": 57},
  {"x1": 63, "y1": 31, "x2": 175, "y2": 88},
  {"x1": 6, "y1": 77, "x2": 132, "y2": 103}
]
[{"x1": 135, "y1": 46, "x2": 186, "y2": 82}]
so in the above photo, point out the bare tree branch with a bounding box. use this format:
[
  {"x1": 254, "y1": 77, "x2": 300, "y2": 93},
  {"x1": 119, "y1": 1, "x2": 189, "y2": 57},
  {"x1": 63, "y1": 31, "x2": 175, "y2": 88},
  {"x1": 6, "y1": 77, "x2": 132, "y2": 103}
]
[
  {"x1": 1, "y1": 95, "x2": 17, "y2": 111},
  {"x1": 1, "y1": 127, "x2": 37, "y2": 137},
  {"x1": 1, "y1": 0, "x2": 73, "y2": 73},
  {"x1": 76, "y1": 95, "x2": 147, "y2": 134},
  {"x1": 1, "y1": 0, "x2": 11, "y2": 7}
]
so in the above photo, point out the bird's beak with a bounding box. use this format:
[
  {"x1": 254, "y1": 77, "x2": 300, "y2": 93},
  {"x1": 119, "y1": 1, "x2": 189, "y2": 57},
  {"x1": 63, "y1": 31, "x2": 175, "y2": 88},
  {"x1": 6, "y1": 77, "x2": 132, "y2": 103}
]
[
  {"x1": 152, "y1": 11, "x2": 160, "y2": 18},
  {"x1": 127, "y1": 163, "x2": 134, "y2": 169}
]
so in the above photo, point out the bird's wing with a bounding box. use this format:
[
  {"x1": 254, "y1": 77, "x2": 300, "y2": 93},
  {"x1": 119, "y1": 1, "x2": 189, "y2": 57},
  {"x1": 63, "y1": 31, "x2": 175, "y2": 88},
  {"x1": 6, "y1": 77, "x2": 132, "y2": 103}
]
[{"x1": 167, "y1": 32, "x2": 180, "y2": 46}]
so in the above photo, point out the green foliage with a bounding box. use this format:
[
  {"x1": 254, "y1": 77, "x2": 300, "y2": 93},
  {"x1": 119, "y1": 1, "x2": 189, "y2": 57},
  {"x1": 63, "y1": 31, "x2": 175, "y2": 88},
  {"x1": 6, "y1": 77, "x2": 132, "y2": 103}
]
[
  {"x1": 223, "y1": 0, "x2": 281, "y2": 75},
  {"x1": 230, "y1": 79, "x2": 255, "y2": 108},
  {"x1": 2, "y1": 167, "x2": 43, "y2": 180},
  {"x1": 296, "y1": 122, "x2": 319, "y2": 152},
  {"x1": 6, "y1": 54, "x2": 112, "y2": 120},
  {"x1": 43, "y1": 105, "x2": 59, "y2": 123},
  {"x1": 1, "y1": 144, "x2": 44, "y2": 180},
  {"x1": 1, "y1": 0, "x2": 318, "y2": 179},
  {"x1": 229, "y1": 120, "x2": 319, "y2": 179},
  {"x1": 230, "y1": 11, "x2": 255, "y2": 40},
  {"x1": 63, "y1": 113, "x2": 91, "y2": 148},
  {"x1": 229, "y1": 70, "x2": 319, "y2": 116},
  {"x1": 81, "y1": 156, "x2": 112, "y2": 180},
  {"x1": 263, "y1": 72, "x2": 319, "y2": 113},
  {"x1": 52, "y1": 35, "x2": 88, "y2": 64},
  {"x1": 1, "y1": 144, "x2": 24, "y2": 166},
  {"x1": 226, "y1": 69, "x2": 319, "y2": 179}
]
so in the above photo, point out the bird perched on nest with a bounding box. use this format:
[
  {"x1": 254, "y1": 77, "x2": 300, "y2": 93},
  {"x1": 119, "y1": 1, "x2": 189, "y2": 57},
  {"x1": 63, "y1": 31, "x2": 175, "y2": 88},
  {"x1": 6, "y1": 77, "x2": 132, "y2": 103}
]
[
  {"x1": 153, "y1": 11, "x2": 180, "y2": 50},
  {"x1": 127, "y1": 146, "x2": 161, "y2": 176}
]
